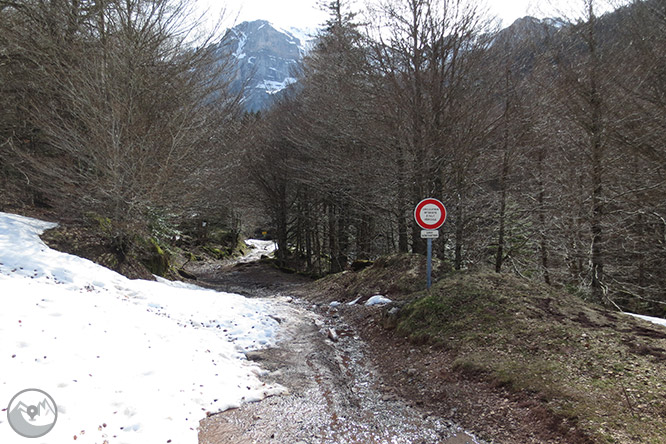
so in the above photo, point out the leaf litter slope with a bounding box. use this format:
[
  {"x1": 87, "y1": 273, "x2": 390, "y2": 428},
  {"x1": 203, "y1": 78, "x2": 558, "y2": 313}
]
[{"x1": 0, "y1": 212, "x2": 285, "y2": 444}]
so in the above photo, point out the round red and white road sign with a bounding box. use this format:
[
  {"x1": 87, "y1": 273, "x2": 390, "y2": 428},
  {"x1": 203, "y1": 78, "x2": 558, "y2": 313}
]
[{"x1": 414, "y1": 198, "x2": 447, "y2": 230}]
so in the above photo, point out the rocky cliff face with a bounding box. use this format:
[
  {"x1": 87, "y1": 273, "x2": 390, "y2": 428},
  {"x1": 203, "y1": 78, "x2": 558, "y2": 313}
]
[{"x1": 219, "y1": 20, "x2": 316, "y2": 113}]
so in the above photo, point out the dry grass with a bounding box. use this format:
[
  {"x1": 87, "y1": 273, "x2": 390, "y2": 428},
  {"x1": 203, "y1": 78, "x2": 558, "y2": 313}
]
[
  {"x1": 311, "y1": 256, "x2": 666, "y2": 443},
  {"x1": 397, "y1": 272, "x2": 666, "y2": 444}
]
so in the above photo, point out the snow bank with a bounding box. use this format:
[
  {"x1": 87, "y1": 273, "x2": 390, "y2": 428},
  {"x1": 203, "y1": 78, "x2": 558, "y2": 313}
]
[
  {"x1": 241, "y1": 239, "x2": 277, "y2": 263},
  {"x1": 0, "y1": 213, "x2": 284, "y2": 444},
  {"x1": 627, "y1": 312, "x2": 666, "y2": 328}
]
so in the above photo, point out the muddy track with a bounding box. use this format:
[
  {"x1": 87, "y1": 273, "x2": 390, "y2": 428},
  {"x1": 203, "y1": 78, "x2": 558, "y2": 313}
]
[{"x1": 193, "y1": 261, "x2": 480, "y2": 444}]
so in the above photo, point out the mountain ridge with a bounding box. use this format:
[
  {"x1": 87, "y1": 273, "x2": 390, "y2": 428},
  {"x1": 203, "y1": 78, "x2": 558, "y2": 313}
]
[
  {"x1": 217, "y1": 16, "x2": 567, "y2": 113},
  {"x1": 218, "y1": 20, "x2": 318, "y2": 112}
]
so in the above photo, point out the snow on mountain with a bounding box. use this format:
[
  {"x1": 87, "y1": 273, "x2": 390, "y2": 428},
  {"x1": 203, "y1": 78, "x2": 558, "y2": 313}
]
[
  {"x1": 0, "y1": 212, "x2": 285, "y2": 444},
  {"x1": 219, "y1": 20, "x2": 318, "y2": 112}
]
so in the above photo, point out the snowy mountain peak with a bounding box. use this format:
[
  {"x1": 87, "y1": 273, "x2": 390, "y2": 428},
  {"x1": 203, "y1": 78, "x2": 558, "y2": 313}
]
[
  {"x1": 231, "y1": 20, "x2": 316, "y2": 55},
  {"x1": 219, "y1": 20, "x2": 319, "y2": 112}
]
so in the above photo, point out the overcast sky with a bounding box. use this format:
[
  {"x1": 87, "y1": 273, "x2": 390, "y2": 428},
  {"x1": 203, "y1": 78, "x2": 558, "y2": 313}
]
[{"x1": 197, "y1": 0, "x2": 554, "y2": 31}]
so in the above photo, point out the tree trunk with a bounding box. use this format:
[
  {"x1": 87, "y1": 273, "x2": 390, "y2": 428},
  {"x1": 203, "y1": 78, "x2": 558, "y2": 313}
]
[
  {"x1": 454, "y1": 194, "x2": 465, "y2": 270},
  {"x1": 587, "y1": 2, "x2": 606, "y2": 304},
  {"x1": 495, "y1": 183, "x2": 507, "y2": 273},
  {"x1": 534, "y1": 142, "x2": 551, "y2": 284},
  {"x1": 275, "y1": 182, "x2": 289, "y2": 268},
  {"x1": 495, "y1": 98, "x2": 511, "y2": 273},
  {"x1": 590, "y1": 137, "x2": 605, "y2": 301}
]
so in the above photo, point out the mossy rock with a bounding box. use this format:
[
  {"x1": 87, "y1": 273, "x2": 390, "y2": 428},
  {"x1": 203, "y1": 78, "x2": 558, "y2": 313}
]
[
  {"x1": 202, "y1": 245, "x2": 229, "y2": 260},
  {"x1": 135, "y1": 237, "x2": 170, "y2": 276},
  {"x1": 84, "y1": 211, "x2": 113, "y2": 234},
  {"x1": 350, "y1": 259, "x2": 374, "y2": 271},
  {"x1": 208, "y1": 229, "x2": 238, "y2": 246}
]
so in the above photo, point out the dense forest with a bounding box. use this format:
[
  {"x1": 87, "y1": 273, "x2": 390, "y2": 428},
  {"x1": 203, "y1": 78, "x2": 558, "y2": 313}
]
[{"x1": 1, "y1": 0, "x2": 664, "y2": 316}]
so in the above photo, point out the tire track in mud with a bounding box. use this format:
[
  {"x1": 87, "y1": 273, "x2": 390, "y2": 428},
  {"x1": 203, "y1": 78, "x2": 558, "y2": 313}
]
[{"x1": 198, "y1": 297, "x2": 482, "y2": 444}]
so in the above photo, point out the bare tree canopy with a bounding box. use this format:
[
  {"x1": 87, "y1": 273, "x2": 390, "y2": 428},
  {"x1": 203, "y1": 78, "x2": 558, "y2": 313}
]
[{"x1": 244, "y1": 0, "x2": 665, "y2": 316}]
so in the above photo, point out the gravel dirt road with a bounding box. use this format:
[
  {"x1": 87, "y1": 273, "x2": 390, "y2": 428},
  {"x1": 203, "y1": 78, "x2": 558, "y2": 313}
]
[{"x1": 192, "y1": 260, "x2": 481, "y2": 444}]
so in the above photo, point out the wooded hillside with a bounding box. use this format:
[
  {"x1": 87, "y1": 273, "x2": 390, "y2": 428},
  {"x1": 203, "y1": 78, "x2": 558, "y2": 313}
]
[
  {"x1": 248, "y1": 0, "x2": 666, "y2": 317},
  {"x1": 0, "y1": 0, "x2": 246, "y2": 270},
  {"x1": 1, "y1": 0, "x2": 664, "y2": 316}
]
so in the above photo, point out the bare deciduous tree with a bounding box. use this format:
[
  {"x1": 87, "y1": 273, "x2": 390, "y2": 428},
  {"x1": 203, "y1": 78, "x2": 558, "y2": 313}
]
[{"x1": 1, "y1": 0, "x2": 240, "y2": 247}]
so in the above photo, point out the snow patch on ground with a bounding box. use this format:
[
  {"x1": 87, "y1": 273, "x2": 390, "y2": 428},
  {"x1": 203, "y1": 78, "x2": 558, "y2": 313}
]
[
  {"x1": 241, "y1": 239, "x2": 277, "y2": 263},
  {"x1": 347, "y1": 296, "x2": 362, "y2": 305},
  {"x1": 365, "y1": 295, "x2": 392, "y2": 306},
  {"x1": 0, "y1": 212, "x2": 284, "y2": 444},
  {"x1": 627, "y1": 312, "x2": 666, "y2": 328}
]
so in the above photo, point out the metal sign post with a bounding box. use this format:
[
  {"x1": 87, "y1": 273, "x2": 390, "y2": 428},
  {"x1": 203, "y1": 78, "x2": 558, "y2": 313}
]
[
  {"x1": 415, "y1": 198, "x2": 447, "y2": 291},
  {"x1": 427, "y1": 238, "x2": 433, "y2": 289}
]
